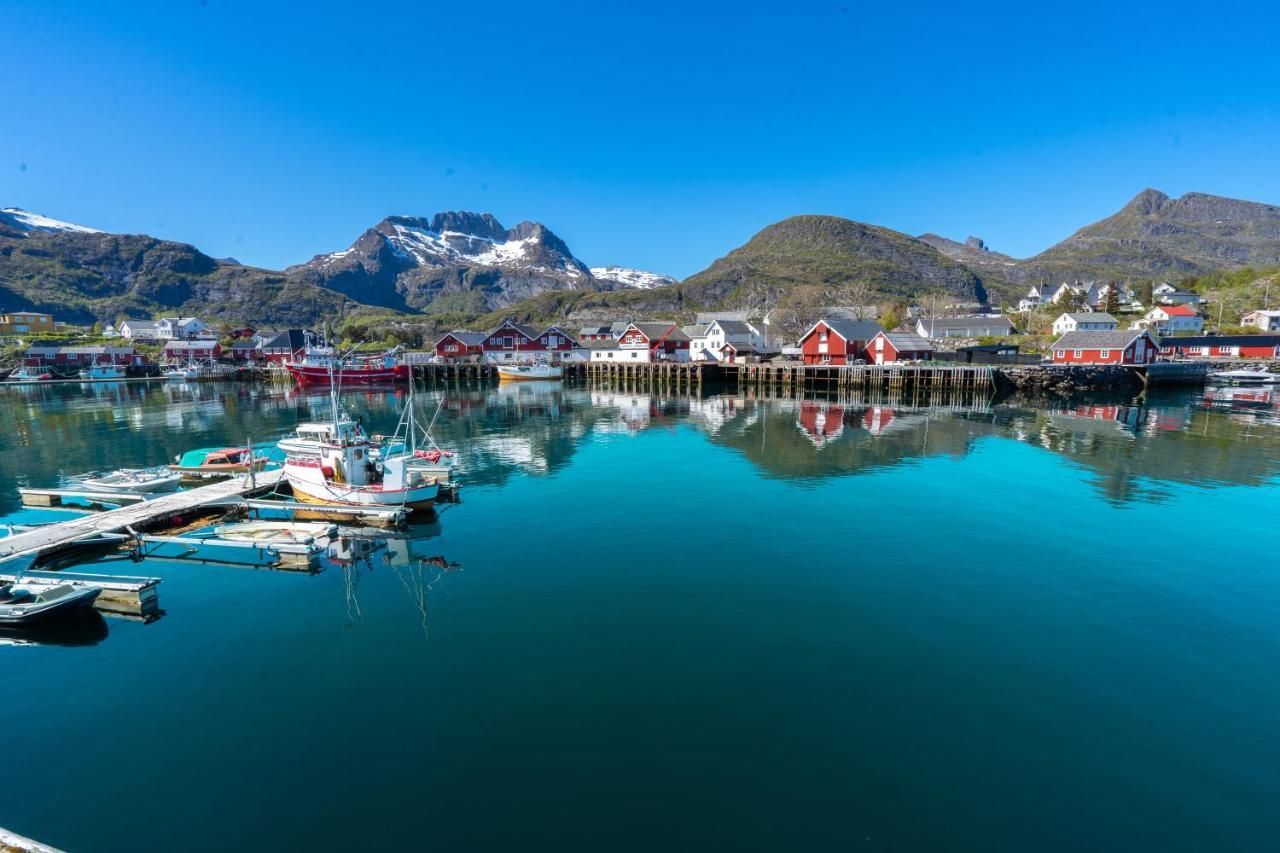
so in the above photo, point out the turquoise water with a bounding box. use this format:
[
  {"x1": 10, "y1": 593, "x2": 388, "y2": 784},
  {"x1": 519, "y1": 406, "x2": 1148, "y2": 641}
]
[{"x1": 2, "y1": 380, "x2": 1280, "y2": 850}]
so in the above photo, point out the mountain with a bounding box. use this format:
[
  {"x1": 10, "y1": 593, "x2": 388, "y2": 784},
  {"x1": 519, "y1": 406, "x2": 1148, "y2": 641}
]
[
  {"x1": 589, "y1": 265, "x2": 678, "y2": 290},
  {"x1": 679, "y1": 215, "x2": 1008, "y2": 310},
  {"x1": 1015, "y1": 189, "x2": 1280, "y2": 283},
  {"x1": 917, "y1": 233, "x2": 1018, "y2": 276},
  {"x1": 289, "y1": 212, "x2": 601, "y2": 315},
  {"x1": 0, "y1": 214, "x2": 349, "y2": 325}
]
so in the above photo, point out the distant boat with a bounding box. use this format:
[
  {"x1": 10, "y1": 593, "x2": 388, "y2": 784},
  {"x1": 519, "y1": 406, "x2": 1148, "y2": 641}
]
[
  {"x1": 79, "y1": 364, "x2": 126, "y2": 381},
  {"x1": 170, "y1": 446, "x2": 271, "y2": 479},
  {"x1": 496, "y1": 361, "x2": 563, "y2": 381},
  {"x1": 78, "y1": 467, "x2": 183, "y2": 494},
  {"x1": 0, "y1": 582, "x2": 101, "y2": 626},
  {"x1": 1210, "y1": 368, "x2": 1280, "y2": 385},
  {"x1": 165, "y1": 361, "x2": 236, "y2": 381},
  {"x1": 6, "y1": 366, "x2": 53, "y2": 382},
  {"x1": 283, "y1": 347, "x2": 409, "y2": 385}
]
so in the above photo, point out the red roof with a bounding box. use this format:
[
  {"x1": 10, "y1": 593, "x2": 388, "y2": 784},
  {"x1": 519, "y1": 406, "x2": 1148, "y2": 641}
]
[{"x1": 1161, "y1": 305, "x2": 1198, "y2": 317}]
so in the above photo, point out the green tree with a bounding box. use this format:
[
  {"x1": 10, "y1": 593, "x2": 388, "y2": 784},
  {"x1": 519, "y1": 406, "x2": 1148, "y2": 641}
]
[{"x1": 1137, "y1": 280, "x2": 1154, "y2": 307}]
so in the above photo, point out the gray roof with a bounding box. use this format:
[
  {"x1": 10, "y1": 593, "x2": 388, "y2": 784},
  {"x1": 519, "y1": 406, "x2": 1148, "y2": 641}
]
[
  {"x1": 1050, "y1": 330, "x2": 1150, "y2": 350},
  {"x1": 815, "y1": 319, "x2": 883, "y2": 341},
  {"x1": 722, "y1": 341, "x2": 758, "y2": 352},
  {"x1": 695, "y1": 311, "x2": 750, "y2": 324},
  {"x1": 629, "y1": 322, "x2": 689, "y2": 341},
  {"x1": 122, "y1": 320, "x2": 161, "y2": 329},
  {"x1": 881, "y1": 333, "x2": 934, "y2": 351},
  {"x1": 711, "y1": 319, "x2": 753, "y2": 335},
  {"x1": 919, "y1": 316, "x2": 1014, "y2": 334},
  {"x1": 1060, "y1": 312, "x2": 1117, "y2": 323},
  {"x1": 682, "y1": 324, "x2": 710, "y2": 338},
  {"x1": 581, "y1": 338, "x2": 621, "y2": 350},
  {"x1": 822, "y1": 305, "x2": 879, "y2": 320},
  {"x1": 441, "y1": 330, "x2": 486, "y2": 346},
  {"x1": 578, "y1": 325, "x2": 611, "y2": 336},
  {"x1": 164, "y1": 339, "x2": 217, "y2": 349}
]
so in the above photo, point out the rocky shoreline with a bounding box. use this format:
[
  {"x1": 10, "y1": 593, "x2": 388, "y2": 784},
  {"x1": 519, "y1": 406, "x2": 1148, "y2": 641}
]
[{"x1": 994, "y1": 365, "x2": 1146, "y2": 396}]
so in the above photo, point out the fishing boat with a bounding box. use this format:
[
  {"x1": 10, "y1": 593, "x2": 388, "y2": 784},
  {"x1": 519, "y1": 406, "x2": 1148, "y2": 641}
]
[
  {"x1": 213, "y1": 520, "x2": 337, "y2": 545},
  {"x1": 277, "y1": 356, "x2": 453, "y2": 510},
  {"x1": 170, "y1": 446, "x2": 270, "y2": 479},
  {"x1": 165, "y1": 360, "x2": 236, "y2": 381},
  {"x1": 0, "y1": 583, "x2": 101, "y2": 626},
  {"x1": 496, "y1": 359, "x2": 564, "y2": 381},
  {"x1": 5, "y1": 366, "x2": 53, "y2": 382},
  {"x1": 1210, "y1": 368, "x2": 1280, "y2": 385},
  {"x1": 79, "y1": 364, "x2": 126, "y2": 381},
  {"x1": 77, "y1": 467, "x2": 183, "y2": 494},
  {"x1": 283, "y1": 346, "x2": 409, "y2": 386}
]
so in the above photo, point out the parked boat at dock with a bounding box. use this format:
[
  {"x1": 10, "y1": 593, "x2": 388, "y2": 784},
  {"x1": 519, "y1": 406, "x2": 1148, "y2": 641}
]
[
  {"x1": 212, "y1": 520, "x2": 337, "y2": 545},
  {"x1": 5, "y1": 366, "x2": 53, "y2": 382},
  {"x1": 79, "y1": 364, "x2": 127, "y2": 381},
  {"x1": 496, "y1": 360, "x2": 564, "y2": 381},
  {"x1": 164, "y1": 361, "x2": 236, "y2": 381},
  {"x1": 170, "y1": 446, "x2": 271, "y2": 479},
  {"x1": 77, "y1": 467, "x2": 183, "y2": 494},
  {"x1": 283, "y1": 347, "x2": 409, "y2": 385},
  {"x1": 1210, "y1": 368, "x2": 1280, "y2": 385},
  {"x1": 0, "y1": 582, "x2": 101, "y2": 626}
]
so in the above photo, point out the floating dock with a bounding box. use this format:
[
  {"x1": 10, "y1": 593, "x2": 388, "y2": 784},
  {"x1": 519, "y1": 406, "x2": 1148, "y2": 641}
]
[
  {"x1": 1, "y1": 470, "x2": 287, "y2": 569},
  {"x1": 0, "y1": 568, "x2": 162, "y2": 618}
]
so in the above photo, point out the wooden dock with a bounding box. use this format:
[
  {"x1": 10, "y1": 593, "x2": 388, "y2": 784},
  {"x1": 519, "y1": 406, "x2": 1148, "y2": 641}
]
[
  {"x1": 727, "y1": 362, "x2": 995, "y2": 393},
  {"x1": 1, "y1": 470, "x2": 287, "y2": 568},
  {"x1": 586, "y1": 361, "x2": 719, "y2": 392},
  {"x1": 0, "y1": 568, "x2": 162, "y2": 618}
]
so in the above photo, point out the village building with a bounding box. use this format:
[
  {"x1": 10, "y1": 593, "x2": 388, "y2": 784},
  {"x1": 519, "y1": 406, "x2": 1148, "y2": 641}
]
[
  {"x1": 719, "y1": 341, "x2": 759, "y2": 364},
  {"x1": 25, "y1": 345, "x2": 145, "y2": 368},
  {"x1": 1052, "y1": 312, "x2": 1119, "y2": 336},
  {"x1": 0, "y1": 311, "x2": 64, "y2": 335},
  {"x1": 697, "y1": 319, "x2": 767, "y2": 362},
  {"x1": 866, "y1": 331, "x2": 934, "y2": 364},
  {"x1": 1131, "y1": 305, "x2": 1203, "y2": 335},
  {"x1": 683, "y1": 324, "x2": 712, "y2": 361},
  {"x1": 119, "y1": 317, "x2": 211, "y2": 341},
  {"x1": 227, "y1": 340, "x2": 260, "y2": 362},
  {"x1": 799, "y1": 319, "x2": 883, "y2": 365},
  {"x1": 617, "y1": 322, "x2": 691, "y2": 362},
  {"x1": 1048, "y1": 329, "x2": 1159, "y2": 365},
  {"x1": 163, "y1": 339, "x2": 221, "y2": 362},
  {"x1": 255, "y1": 329, "x2": 311, "y2": 363},
  {"x1": 532, "y1": 325, "x2": 581, "y2": 362},
  {"x1": 584, "y1": 338, "x2": 623, "y2": 362},
  {"x1": 914, "y1": 315, "x2": 1015, "y2": 339},
  {"x1": 1241, "y1": 310, "x2": 1280, "y2": 332},
  {"x1": 481, "y1": 321, "x2": 538, "y2": 364},
  {"x1": 1158, "y1": 334, "x2": 1280, "y2": 359},
  {"x1": 433, "y1": 331, "x2": 486, "y2": 363},
  {"x1": 1151, "y1": 283, "x2": 1199, "y2": 306}
]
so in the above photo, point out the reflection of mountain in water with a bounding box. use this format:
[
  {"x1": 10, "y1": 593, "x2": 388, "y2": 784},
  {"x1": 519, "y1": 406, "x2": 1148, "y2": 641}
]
[{"x1": 4, "y1": 381, "x2": 1280, "y2": 512}]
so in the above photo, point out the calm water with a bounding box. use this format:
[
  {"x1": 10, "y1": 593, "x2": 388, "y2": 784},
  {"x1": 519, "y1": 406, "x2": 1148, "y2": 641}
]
[{"x1": 2, "y1": 379, "x2": 1280, "y2": 851}]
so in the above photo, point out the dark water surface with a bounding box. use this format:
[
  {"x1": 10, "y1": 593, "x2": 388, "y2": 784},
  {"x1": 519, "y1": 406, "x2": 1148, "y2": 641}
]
[{"x1": 2, "y1": 379, "x2": 1280, "y2": 851}]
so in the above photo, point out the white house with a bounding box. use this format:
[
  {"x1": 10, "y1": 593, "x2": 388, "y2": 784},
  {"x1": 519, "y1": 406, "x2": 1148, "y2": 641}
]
[
  {"x1": 1017, "y1": 285, "x2": 1053, "y2": 311},
  {"x1": 1052, "y1": 312, "x2": 1119, "y2": 336},
  {"x1": 119, "y1": 317, "x2": 211, "y2": 341},
  {"x1": 585, "y1": 338, "x2": 646, "y2": 363},
  {"x1": 118, "y1": 320, "x2": 162, "y2": 340},
  {"x1": 1131, "y1": 305, "x2": 1203, "y2": 335},
  {"x1": 698, "y1": 319, "x2": 765, "y2": 361},
  {"x1": 683, "y1": 324, "x2": 712, "y2": 361},
  {"x1": 1241, "y1": 310, "x2": 1280, "y2": 332},
  {"x1": 1152, "y1": 283, "x2": 1199, "y2": 306},
  {"x1": 914, "y1": 315, "x2": 1015, "y2": 339}
]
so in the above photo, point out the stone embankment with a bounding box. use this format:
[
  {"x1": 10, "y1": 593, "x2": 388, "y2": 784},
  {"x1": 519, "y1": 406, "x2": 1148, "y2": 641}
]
[{"x1": 995, "y1": 365, "x2": 1143, "y2": 396}]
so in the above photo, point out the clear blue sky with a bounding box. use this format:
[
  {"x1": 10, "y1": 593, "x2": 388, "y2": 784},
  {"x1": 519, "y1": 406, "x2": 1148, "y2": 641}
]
[{"x1": 4, "y1": 0, "x2": 1279, "y2": 277}]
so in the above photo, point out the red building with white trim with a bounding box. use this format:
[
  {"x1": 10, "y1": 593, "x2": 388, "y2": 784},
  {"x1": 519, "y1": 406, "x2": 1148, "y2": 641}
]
[
  {"x1": 866, "y1": 332, "x2": 934, "y2": 364},
  {"x1": 617, "y1": 322, "x2": 691, "y2": 362},
  {"x1": 799, "y1": 319, "x2": 883, "y2": 365},
  {"x1": 1049, "y1": 330, "x2": 1158, "y2": 365},
  {"x1": 1158, "y1": 334, "x2": 1280, "y2": 359},
  {"x1": 434, "y1": 331, "x2": 486, "y2": 362}
]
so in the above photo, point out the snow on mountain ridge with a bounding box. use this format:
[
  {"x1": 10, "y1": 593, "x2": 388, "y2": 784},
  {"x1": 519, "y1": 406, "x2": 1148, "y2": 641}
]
[
  {"x1": 590, "y1": 265, "x2": 677, "y2": 290},
  {"x1": 1, "y1": 207, "x2": 102, "y2": 234}
]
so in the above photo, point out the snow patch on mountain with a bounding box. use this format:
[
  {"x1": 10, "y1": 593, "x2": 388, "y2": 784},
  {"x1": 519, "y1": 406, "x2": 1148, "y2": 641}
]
[
  {"x1": 1, "y1": 207, "x2": 102, "y2": 234},
  {"x1": 590, "y1": 265, "x2": 677, "y2": 289}
]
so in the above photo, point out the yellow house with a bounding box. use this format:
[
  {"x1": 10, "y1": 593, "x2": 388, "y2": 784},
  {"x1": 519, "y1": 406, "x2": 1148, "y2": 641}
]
[{"x1": 0, "y1": 312, "x2": 64, "y2": 335}]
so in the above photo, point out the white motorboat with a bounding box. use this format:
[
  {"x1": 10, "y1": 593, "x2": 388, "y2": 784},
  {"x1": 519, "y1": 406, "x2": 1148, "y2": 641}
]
[
  {"x1": 79, "y1": 365, "x2": 127, "y2": 381},
  {"x1": 0, "y1": 583, "x2": 101, "y2": 626},
  {"x1": 165, "y1": 361, "x2": 236, "y2": 381},
  {"x1": 78, "y1": 467, "x2": 183, "y2": 494},
  {"x1": 212, "y1": 521, "x2": 337, "y2": 545},
  {"x1": 496, "y1": 360, "x2": 563, "y2": 381},
  {"x1": 1210, "y1": 368, "x2": 1280, "y2": 385}
]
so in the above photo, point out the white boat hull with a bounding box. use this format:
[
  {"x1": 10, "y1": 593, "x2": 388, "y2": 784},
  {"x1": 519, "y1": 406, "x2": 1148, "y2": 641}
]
[{"x1": 284, "y1": 466, "x2": 439, "y2": 510}]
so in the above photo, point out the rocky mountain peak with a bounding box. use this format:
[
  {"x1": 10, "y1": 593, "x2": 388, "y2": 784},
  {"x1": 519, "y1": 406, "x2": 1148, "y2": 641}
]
[{"x1": 1122, "y1": 188, "x2": 1171, "y2": 215}]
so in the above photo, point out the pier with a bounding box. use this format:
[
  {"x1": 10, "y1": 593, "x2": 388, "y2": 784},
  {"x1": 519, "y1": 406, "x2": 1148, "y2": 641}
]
[
  {"x1": 2, "y1": 470, "x2": 287, "y2": 568},
  {"x1": 727, "y1": 362, "x2": 995, "y2": 393}
]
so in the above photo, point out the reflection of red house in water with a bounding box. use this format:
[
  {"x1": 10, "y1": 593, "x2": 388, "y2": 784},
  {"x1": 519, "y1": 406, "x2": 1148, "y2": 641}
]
[
  {"x1": 1062, "y1": 404, "x2": 1141, "y2": 430},
  {"x1": 796, "y1": 403, "x2": 845, "y2": 445},
  {"x1": 862, "y1": 407, "x2": 898, "y2": 435}
]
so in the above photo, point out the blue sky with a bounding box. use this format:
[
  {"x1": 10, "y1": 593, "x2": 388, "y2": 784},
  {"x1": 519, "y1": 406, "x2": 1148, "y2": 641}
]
[{"x1": 3, "y1": 0, "x2": 1279, "y2": 277}]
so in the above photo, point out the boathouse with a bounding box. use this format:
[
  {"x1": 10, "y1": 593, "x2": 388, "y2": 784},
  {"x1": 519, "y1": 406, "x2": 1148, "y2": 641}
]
[
  {"x1": 1157, "y1": 334, "x2": 1280, "y2": 359},
  {"x1": 534, "y1": 325, "x2": 581, "y2": 362},
  {"x1": 434, "y1": 331, "x2": 486, "y2": 363},
  {"x1": 481, "y1": 320, "x2": 539, "y2": 363},
  {"x1": 164, "y1": 339, "x2": 221, "y2": 362},
  {"x1": 866, "y1": 331, "x2": 934, "y2": 364},
  {"x1": 257, "y1": 329, "x2": 311, "y2": 363},
  {"x1": 719, "y1": 341, "x2": 759, "y2": 364},
  {"x1": 799, "y1": 319, "x2": 882, "y2": 365},
  {"x1": 617, "y1": 322, "x2": 691, "y2": 362},
  {"x1": 1049, "y1": 329, "x2": 1159, "y2": 365}
]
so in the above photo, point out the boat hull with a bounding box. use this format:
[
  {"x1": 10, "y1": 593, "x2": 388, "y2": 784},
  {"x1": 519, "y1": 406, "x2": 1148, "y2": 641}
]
[
  {"x1": 496, "y1": 366, "x2": 564, "y2": 381},
  {"x1": 285, "y1": 474, "x2": 438, "y2": 511},
  {"x1": 0, "y1": 586, "x2": 101, "y2": 626},
  {"x1": 284, "y1": 364, "x2": 410, "y2": 385}
]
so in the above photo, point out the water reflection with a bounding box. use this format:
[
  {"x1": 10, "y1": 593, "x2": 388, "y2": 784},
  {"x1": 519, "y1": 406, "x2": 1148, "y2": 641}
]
[
  {"x1": 5, "y1": 380, "x2": 1280, "y2": 512},
  {"x1": 0, "y1": 612, "x2": 110, "y2": 647}
]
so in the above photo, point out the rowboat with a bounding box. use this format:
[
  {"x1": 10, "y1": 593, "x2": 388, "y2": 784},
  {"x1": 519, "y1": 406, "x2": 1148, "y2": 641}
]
[
  {"x1": 170, "y1": 446, "x2": 270, "y2": 479},
  {"x1": 1210, "y1": 368, "x2": 1280, "y2": 385},
  {"x1": 496, "y1": 361, "x2": 563, "y2": 381}
]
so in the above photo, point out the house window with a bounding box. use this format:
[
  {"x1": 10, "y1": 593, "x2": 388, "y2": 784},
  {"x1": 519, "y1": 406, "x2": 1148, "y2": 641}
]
[
  {"x1": 819, "y1": 332, "x2": 828, "y2": 343},
  {"x1": 1218, "y1": 346, "x2": 1231, "y2": 354},
  {"x1": 1073, "y1": 350, "x2": 1082, "y2": 358},
  {"x1": 444, "y1": 344, "x2": 458, "y2": 353},
  {"x1": 503, "y1": 337, "x2": 514, "y2": 349},
  {"x1": 1099, "y1": 350, "x2": 1110, "y2": 358}
]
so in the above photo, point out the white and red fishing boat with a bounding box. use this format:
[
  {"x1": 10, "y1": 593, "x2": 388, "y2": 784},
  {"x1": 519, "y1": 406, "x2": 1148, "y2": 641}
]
[
  {"x1": 277, "y1": 359, "x2": 454, "y2": 511},
  {"x1": 283, "y1": 346, "x2": 410, "y2": 385}
]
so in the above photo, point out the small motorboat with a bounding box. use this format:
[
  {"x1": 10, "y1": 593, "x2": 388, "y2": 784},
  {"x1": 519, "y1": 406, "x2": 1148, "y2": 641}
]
[
  {"x1": 496, "y1": 360, "x2": 564, "y2": 381},
  {"x1": 78, "y1": 467, "x2": 183, "y2": 494},
  {"x1": 79, "y1": 365, "x2": 127, "y2": 381},
  {"x1": 170, "y1": 446, "x2": 270, "y2": 479},
  {"x1": 1210, "y1": 368, "x2": 1280, "y2": 385},
  {"x1": 6, "y1": 366, "x2": 53, "y2": 382},
  {"x1": 0, "y1": 583, "x2": 101, "y2": 626},
  {"x1": 212, "y1": 521, "x2": 337, "y2": 545}
]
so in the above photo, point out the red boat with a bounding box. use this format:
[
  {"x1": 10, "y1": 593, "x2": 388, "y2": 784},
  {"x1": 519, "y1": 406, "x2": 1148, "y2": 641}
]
[{"x1": 283, "y1": 350, "x2": 411, "y2": 385}]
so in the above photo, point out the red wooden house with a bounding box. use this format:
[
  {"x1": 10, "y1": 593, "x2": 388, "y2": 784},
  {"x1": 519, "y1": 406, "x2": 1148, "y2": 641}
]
[
  {"x1": 866, "y1": 332, "x2": 934, "y2": 364},
  {"x1": 534, "y1": 325, "x2": 580, "y2": 361},
  {"x1": 799, "y1": 319, "x2": 883, "y2": 365},
  {"x1": 482, "y1": 320, "x2": 540, "y2": 363},
  {"x1": 618, "y1": 322, "x2": 691, "y2": 362},
  {"x1": 1158, "y1": 334, "x2": 1280, "y2": 359},
  {"x1": 434, "y1": 331, "x2": 486, "y2": 362},
  {"x1": 1049, "y1": 330, "x2": 1158, "y2": 365},
  {"x1": 164, "y1": 339, "x2": 221, "y2": 362}
]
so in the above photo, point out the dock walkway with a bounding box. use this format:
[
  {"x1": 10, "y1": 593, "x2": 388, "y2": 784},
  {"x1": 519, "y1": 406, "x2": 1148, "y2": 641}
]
[{"x1": 0, "y1": 470, "x2": 285, "y2": 567}]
